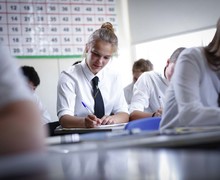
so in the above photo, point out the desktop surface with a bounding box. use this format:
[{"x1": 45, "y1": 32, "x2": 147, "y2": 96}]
[
  {"x1": 1, "y1": 127, "x2": 220, "y2": 180},
  {"x1": 1, "y1": 146, "x2": 220, "y2": 180}
]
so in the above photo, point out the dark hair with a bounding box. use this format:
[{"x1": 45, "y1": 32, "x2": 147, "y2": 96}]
[
  {"x1": 164, "y1": 47, "x2": 186, "y2": 78},
  {"x1": 86, "y1": 22, "x2": 118, "y2": 54},
  {"x1": 21, "y1": 66, "x2": 40, "y2": 87},
  {"x1": 204, "y1": 18, "x2": 220, "y2": 71},
  {"x1": 169, "y1": 47, "x2": 186, "y2": 63},
  {"x1": 132, "y1": 59, "x2": 153, "y2": 72},
  {"x1": 72, "y1": 61, "x2": 81, "y2": 66}
]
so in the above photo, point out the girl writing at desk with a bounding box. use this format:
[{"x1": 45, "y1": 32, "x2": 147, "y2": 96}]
[{"x1": 57, "y1": 22, "x2": 129, "y2": 128}]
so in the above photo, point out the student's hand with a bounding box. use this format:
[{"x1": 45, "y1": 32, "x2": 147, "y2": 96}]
[
  {"x1": 152, "y1": 108, "x2": 163, "y2": 117},
  {"x1": 85, "y1": 114, "x2": 102, "y2": 128},
  {"x1": 101, "y1": 115, "x2": 115, "y2": 125},
  {"x1": 157, "y1": 108, "x2": 163, "y2": 116}
]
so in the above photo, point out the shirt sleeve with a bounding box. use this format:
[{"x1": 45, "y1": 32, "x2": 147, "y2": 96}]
[
  {"x1": 57, "y1": 72, "x2": 76, "y2": 118},
  {"x1": 129, "y1": 73, "x2": 151, "y2": 113}
]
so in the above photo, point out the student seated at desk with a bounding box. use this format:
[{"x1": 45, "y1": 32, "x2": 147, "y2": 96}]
[
  {"x1": 57, "y1": 22, "x2": 129, "y2": 128},
  {"x1": 124, "y1": 59, "x2": 153, "y2": 107},
  {"x1": 0, "y1": 44, "x2": 45, "y2": 155},
  {"x1": 160, "y1": 18, "x2": 220, "y2": 129},
  {"x1": 20, "y1": 65, "x2": 52, "y2": 125},
  {"x1": 129, "y1": 47, "x2": 185, "y2": 121}
]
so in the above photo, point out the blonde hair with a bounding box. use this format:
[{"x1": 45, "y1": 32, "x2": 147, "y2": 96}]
[
  {"x1": 86, "y1": 22, "x2": 118, "y2": 53},
  {"x1": 204, "y1": 18, "x2": 220, "y2": 71}
]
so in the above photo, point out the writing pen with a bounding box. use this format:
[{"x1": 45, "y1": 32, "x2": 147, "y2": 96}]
[{"x1": 81, "y1": 101, "x2": 94, "y2": 114}]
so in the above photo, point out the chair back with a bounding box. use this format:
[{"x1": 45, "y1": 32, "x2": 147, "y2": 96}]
[
  {"x1": 45, "y1": 121, "x2": 60, "y2": 136},
  {"x1": 125, "y1": 117, "x2": 161, "y2": 131}
]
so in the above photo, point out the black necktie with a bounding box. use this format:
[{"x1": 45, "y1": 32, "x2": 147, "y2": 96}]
[{"x1": 92, "y1": 76, "x2": 105, "y2": 118}]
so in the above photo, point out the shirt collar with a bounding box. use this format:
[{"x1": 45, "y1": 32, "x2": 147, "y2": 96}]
[{"x1": 81, "y1": 59, "x2": 104, "y2": 82}]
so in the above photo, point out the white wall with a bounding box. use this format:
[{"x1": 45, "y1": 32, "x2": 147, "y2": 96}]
[
  {"x1": 18, "y1": 0, "x2": 133, "y2": 122},
  {"x1": 134, "y1": 28, "x2": 216, "y2": 75},
  {"x1": 128, "y1": 0, "x2": 220, "y2": 44}
]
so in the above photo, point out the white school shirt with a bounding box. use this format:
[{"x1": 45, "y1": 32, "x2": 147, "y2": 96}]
[
  {"x1": 33, "y1": 92, "x2": 51, "y2": 124},
  {"x1": 0, "y1": 45, "x2": 32, "y2": 107},
  {"x1": 57, "y1": 59, "x2": 128, "y2": 119},
  {"x1": 124, "y1": 82, "x2": 134, "y2": 105},
  {"x1": 160, "y1": 47, "x2": 220, "y2": 129},
  {"x1": 129, "y1": 71, "x2": 169, "y2": 113}
]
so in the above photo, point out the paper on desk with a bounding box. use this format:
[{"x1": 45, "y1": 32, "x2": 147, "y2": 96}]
[
  {"x1": 96, "y1": 123, "x2": 128, "y2": 129},
  {"x1": 56, "y1": 123, "x2": 128, "y2": 131}
]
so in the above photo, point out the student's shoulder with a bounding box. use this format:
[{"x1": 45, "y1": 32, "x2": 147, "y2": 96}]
[
  {"x1": 181, "y1": 47, "x2": 203, "y2": 57},
  {"x1": 140, "y1": 71, "x2": 158, "y2": 79},
  {"x1": 58, "y1": 66, "x2": 82, "y2": 84},
  {"x1": 61, "y1": 63, "x2": 82, "y2": 75},
  {"x1": 179, "y1": 47, "x2": 205, "y2": 65},
  {"x1": 138, "y1": 71, "x2": 164, "y2": 86}
]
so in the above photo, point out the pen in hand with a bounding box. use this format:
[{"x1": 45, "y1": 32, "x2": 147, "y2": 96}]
[
  {"x1": 82, "y1": 101, "x2": 101, "y2": 127},
  {"x1": 81, "y1": 101, "x2": 94, "y2": 114}
]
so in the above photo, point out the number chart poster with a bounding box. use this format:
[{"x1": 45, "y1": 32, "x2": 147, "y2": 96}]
[{"x1": 0, "y1": 0, "x2": 117, "y2": 58}]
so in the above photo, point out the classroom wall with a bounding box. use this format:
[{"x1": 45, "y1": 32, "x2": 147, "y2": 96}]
[
  {"x1": 135, "y1": 28, "x2": 216, "y2": 75},
  {"x1": 128, "y1": 0, "x2": 220, "y2": 44},
  {"x1": 127, "y1": 0, "x2": 220, "y2": 82},
  {"x1": 18, "y1": 0, "x2": 133, "y2": 122}
]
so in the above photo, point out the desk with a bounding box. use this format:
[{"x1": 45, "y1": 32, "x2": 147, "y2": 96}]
[{"x1": 1, "y1": 129, "x2": 220, "y2": 179}]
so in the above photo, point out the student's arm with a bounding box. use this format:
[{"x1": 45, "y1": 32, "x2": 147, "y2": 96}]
[
  {"x1": 129, "y1": 109, "x2": 161, "y2": 121},
  {"x1": 101, "y1": 112, "x2": 129, "y2": 125},
  {"x1": 59, "y1": 114, "x2": 102, "y2": 128},
  {"x1": 59, "y1": 115, "x2": 85, "y2": 128},
  {"x1": 129, "y1": 110, "x2": 152, "y2": 121},
  {"x1": 0, "y1": 100, "x2": 46, "y2": 155},
  {"x1": 129, "y1": 73, "x2": 153, "y2": 121},
  {"x1": 60, "y1": 111, "x2": 129, "y2": 127}
]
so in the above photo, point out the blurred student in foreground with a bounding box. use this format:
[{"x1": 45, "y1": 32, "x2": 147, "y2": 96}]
[
  {"x1": 129, "y1": 47, "x2": 185, "y2": 121},
  {"x1": 160, "y1": 18, "x2": 220, "y2": 129},
  {"x1": 0, "y1": 44, "x2": 45, "y2": 155},
  {"x1": 124, "y1": 59, "x2": 153, "y2": 106}
]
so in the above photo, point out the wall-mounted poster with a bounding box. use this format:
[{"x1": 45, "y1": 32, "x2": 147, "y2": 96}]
[{"x1": 0, "y1": 0, "x2": 117, "y2": 58}]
